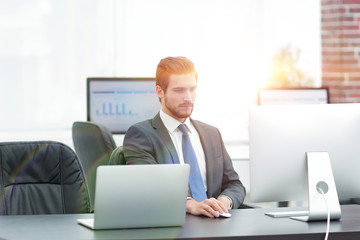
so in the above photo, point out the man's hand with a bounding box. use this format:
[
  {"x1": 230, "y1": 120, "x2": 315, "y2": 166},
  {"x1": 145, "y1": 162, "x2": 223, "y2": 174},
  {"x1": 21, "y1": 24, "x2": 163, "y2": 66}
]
[
  {"x1": 186, "y1": 197, "x2": 229, "y2": 218},
  {"x1": 217, "y1": 195, "x2": 232, "y2": 210}
]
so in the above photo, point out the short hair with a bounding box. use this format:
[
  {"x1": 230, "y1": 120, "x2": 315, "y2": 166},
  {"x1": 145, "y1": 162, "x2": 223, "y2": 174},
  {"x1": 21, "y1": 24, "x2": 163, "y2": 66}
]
[{"x1": 155, "y1": 56, "x2": 198, "y2": 91}]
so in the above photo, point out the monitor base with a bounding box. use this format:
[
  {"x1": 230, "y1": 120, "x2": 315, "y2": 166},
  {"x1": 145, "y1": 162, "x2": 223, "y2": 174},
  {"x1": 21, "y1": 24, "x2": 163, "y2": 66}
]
[
  {"x1": 265, "y1": 210, "x2": 308, "y2": 218},
  {"x1": 265, "y1": 152, "x2": 341, "y2": 222}
]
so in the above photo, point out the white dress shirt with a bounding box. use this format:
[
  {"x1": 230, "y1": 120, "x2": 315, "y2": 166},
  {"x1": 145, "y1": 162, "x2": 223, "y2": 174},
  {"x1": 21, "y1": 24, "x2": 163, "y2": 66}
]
[{"x1": 159, "y1": 110, "x2": 207, "y2": 191}]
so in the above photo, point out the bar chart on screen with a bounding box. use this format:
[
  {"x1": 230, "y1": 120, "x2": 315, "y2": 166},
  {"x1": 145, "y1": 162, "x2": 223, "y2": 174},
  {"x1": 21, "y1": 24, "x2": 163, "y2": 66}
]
[
  {"x1": 87, "y1": 78, "x2": 160, "y2": 133},
  {"x1": 90, "y1": 91, "x2": 158, "y2": 119},
  {"x1": 95, "y1": 102, "x2": 139, "y2": 117}
]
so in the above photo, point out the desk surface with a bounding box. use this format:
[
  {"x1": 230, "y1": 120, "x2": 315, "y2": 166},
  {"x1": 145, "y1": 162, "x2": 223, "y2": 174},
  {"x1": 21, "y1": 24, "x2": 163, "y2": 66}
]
[{"x1": 0, "y1": 205, "x2": 360, "y2": 240}]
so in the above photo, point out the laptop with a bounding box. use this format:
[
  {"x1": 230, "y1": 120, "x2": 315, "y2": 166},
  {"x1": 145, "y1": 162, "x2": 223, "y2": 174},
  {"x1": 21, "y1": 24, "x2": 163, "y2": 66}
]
[{"x1": 77, "y1": 164, "x2": 190, "y2": 230}]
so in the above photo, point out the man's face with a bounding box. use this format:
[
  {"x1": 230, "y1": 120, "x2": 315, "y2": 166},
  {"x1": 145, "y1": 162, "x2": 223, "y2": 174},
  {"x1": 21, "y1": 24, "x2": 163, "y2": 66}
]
[{"x1": 156, "y1": 73, "x2": 197, "y2": 123}]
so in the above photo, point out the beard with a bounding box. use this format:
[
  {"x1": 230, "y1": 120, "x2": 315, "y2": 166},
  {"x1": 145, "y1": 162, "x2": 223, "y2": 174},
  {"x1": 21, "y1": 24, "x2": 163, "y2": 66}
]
[{"x1": 164, "y1": 99, "x2": 194, "y2": 120}]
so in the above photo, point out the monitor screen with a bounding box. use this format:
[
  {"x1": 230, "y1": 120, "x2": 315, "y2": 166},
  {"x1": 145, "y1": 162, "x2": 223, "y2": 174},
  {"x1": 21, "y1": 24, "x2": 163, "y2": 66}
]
[
  {"x1": 87, "y1": 78, "x2": 161, "y2": 134},
  {"x1": 249, "y1": 103, "x2": 360, "y2": 203},
  {"x1": 257, "y1": 88, "x2": 329, "y2": 105}
]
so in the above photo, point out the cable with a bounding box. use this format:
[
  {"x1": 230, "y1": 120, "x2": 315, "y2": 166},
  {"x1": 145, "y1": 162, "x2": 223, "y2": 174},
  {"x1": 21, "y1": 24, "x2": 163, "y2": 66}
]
[{"x1": 318, "y1": 188, "x2": 330, "y2": 240}]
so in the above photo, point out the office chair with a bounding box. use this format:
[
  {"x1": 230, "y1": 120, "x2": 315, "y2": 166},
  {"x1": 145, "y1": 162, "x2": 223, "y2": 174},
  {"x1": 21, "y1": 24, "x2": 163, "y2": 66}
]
[
  {"x1": 0, "y1": 141, "x2": 90, "y2": 215},
  {"x1": 72, "y1": 121, "x2": 117, "y2": 212},
  {"x1": 109, "y1": 145, "x2": 125, "y2": 165}
]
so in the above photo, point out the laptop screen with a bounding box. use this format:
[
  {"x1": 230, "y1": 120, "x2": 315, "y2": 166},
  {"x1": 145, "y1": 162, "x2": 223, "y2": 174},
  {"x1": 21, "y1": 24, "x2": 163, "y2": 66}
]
[
  {"x1": 81, "y1": 164, "x2": 190, "y2": 229},
  {"x1": 87, "y1": 78, "x2": 161, "y2": 133}
]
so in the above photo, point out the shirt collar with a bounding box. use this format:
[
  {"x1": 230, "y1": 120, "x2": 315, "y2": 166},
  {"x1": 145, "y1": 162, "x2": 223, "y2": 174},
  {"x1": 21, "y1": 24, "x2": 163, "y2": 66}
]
[
  {"x1": 183, "y1": 118, "x2": 193, "y2": 133},
  {"x1": 159, "y1": 110, "x2": 193, "y2": 133}
]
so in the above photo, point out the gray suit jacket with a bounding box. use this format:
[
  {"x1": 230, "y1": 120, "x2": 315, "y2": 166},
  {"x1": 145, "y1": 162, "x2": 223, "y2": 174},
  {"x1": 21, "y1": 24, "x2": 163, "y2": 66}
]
[{"x1": 123, "y1": 113, "x2": 246, "y2": 209}]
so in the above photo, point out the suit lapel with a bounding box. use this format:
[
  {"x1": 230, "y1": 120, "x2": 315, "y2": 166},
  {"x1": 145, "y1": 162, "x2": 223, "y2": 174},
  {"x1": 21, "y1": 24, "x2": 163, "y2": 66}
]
[{"x1": 151, "y1": 113, "x2": 180, "y2": 164}]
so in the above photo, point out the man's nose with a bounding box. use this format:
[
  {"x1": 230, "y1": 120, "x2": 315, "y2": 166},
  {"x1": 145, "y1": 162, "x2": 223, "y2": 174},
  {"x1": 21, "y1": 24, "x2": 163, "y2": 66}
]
[{"x1": 183, "y1": 90, "x2": 193, "y2": 101}]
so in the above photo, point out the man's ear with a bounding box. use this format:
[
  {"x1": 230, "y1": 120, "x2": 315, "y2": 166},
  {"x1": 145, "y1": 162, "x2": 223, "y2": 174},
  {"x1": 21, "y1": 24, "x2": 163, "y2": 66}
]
[{"x1": 156, "y1": 85, "x2": 164, "y2": 101}]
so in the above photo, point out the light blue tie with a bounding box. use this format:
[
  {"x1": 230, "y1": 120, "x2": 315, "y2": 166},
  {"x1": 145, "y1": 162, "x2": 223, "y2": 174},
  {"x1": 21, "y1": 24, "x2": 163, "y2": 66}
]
[{"x1": 178, "y1": 124, "x2": 207, "y2": 202}]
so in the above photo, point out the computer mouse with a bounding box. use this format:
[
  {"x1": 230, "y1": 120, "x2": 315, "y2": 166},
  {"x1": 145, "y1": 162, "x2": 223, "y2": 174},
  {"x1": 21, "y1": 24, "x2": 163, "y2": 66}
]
[{"x1": 217, "y1": 211, "x2": 231, "y2": 218}]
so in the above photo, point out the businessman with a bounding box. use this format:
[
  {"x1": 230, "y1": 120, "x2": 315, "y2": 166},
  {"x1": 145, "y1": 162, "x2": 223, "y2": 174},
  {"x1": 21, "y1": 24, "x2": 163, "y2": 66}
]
[{"x1": 123, "y1": 56, "x2": 246, "y2": 218}]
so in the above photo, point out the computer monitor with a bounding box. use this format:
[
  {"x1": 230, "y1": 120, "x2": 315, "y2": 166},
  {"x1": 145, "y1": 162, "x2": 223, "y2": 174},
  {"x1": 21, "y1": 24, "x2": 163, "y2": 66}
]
[
  {"x1": 257, "y1": 87, "x2": 329, "y2": 105},
  {"x1": 87, "y1": 77, "x2": 160, "y2": 134},
  {"x1": 249, "y1": 103, "x2": 360, "y2": 221}
]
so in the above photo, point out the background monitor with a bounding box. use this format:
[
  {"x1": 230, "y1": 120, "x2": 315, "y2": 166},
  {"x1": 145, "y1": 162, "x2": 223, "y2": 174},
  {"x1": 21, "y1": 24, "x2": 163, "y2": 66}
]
[
  {"x1": 249, "y1": 103, "x2": 360, "y2": 204},
  {"x1": 257, "y1": 87, "x2": 329, "y2": 105},
  {"x1": 87, "y1": 77, "x2": 160, "y2": 134}
]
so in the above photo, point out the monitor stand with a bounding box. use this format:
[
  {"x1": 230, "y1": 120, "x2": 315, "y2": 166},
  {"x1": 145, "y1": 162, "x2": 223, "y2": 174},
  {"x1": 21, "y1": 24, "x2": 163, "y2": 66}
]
[{"x1": 265, "y1": 152, "x2": 342, "y2": 222}]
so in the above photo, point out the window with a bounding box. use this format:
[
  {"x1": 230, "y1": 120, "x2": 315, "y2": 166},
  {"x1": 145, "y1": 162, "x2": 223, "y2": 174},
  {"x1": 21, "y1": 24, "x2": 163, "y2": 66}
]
[{"x1": 0, "y1": 0, "x2": 320, "y2": 156}]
